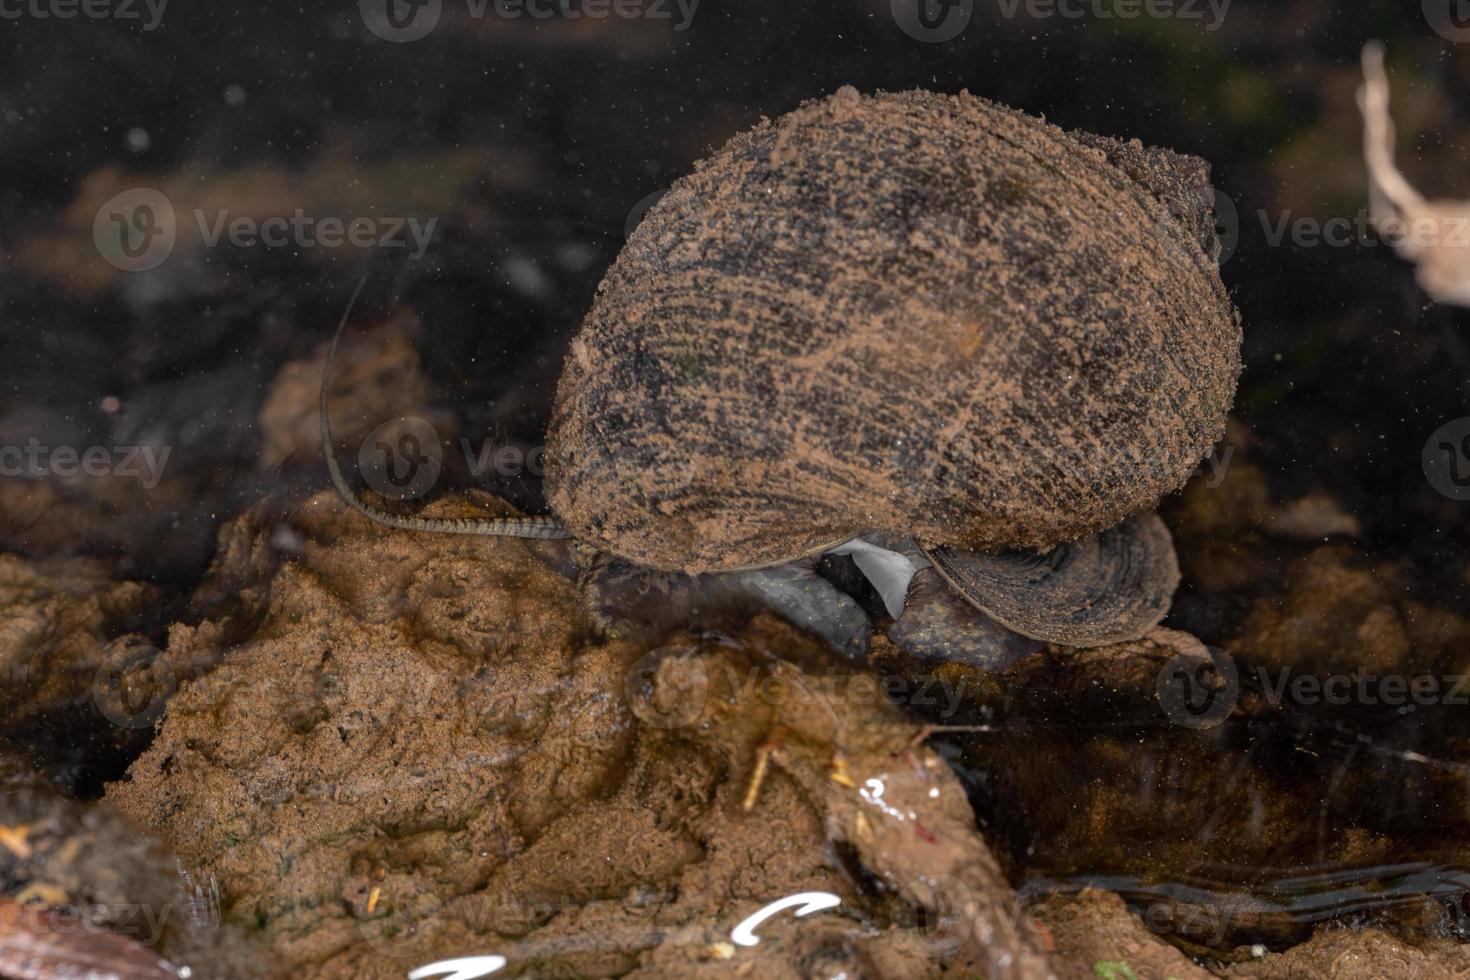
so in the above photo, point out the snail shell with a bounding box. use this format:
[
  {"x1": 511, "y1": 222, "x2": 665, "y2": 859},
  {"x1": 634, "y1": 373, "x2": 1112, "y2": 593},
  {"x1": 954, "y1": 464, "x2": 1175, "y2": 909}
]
[{"x1": 546, "y1": 87, "x2": 1240, "y2": 578}]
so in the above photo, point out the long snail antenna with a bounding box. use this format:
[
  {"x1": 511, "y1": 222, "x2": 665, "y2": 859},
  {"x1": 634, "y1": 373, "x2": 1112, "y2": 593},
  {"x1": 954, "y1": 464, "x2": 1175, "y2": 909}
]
[{"x1": 319, "y1": 280, "x2": 571, "y2": 540}]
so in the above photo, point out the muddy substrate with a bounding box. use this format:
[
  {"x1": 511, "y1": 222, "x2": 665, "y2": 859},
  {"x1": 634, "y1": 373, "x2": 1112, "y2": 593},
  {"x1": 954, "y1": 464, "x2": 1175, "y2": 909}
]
[
  {"x1": 101, "y1": 491, "x2": 1052, "y2": 978},
  {"x1": 0, "y1": 475, "x2": 1431, "y2": 977}
]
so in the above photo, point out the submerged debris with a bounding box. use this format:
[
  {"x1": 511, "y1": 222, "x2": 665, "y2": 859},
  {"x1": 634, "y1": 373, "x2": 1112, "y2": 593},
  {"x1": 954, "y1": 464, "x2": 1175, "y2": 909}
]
[{"x1": 1359, "y1": 41, "x2": 1470, "y2": 307}]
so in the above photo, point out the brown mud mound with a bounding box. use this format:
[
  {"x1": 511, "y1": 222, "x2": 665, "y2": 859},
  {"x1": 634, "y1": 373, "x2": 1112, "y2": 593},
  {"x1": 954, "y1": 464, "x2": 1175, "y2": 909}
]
[
  {"x1": 1218, "y1": 925, "x2": 1470, "y2": 977},
  {"x1": 1029, "y1": 888, "x2": 1212, "y2": 980},
  {"x1": 106, "y1": 491, "x2": 1052, "y2": 978},
  {"x1": 1033, "y1": 887, "x2": 1470, "y2": 979}
]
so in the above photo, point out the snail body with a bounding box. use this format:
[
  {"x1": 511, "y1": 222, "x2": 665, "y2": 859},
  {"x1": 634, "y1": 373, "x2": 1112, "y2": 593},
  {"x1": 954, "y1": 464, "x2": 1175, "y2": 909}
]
[{"x1": 324, "y1": 87, "x2": 1241, "y2": 651}]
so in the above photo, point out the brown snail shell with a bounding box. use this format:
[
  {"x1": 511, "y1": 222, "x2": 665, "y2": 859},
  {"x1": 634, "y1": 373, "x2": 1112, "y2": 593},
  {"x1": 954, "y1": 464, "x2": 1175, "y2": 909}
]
[
  {"x1": 322, "y1": 87, "x2": 1238, "y2": 651},
  {"x1": 546, "y1": 87, "x2": 1240, "y2": 583}
]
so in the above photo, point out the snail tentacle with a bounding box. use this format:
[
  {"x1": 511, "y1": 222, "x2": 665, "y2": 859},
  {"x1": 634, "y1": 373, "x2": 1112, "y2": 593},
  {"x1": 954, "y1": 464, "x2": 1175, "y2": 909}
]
[{"x1": 319, "y1": 278, "x2": 571, "y2": 541}]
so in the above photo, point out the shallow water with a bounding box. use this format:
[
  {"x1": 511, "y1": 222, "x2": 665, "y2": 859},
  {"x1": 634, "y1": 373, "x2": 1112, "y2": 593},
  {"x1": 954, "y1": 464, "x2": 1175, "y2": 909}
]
[{"x1": 8, "y1": 2, "x2": 1470, "y2": 977}]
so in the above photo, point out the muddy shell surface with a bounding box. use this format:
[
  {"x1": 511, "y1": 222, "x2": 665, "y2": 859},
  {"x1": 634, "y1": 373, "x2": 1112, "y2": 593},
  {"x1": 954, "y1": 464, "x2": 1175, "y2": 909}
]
[{"x1": 547, "y1": 86, "x2": 1241, "y2": 574}]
